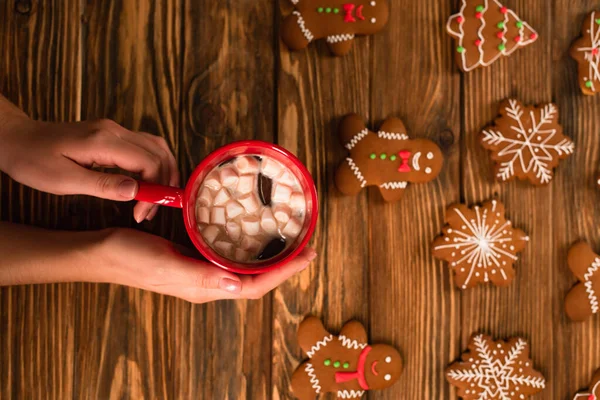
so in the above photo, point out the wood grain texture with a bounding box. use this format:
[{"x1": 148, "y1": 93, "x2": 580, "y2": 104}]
[{"x1": 1, "y1": 0, "x2": 600, "y2": 399}]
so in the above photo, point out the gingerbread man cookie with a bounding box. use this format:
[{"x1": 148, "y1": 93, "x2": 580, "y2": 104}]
[
  {"x1": 570, "y1": 11, "x2": 600, "y2": 95},
  {"x1": 447, "y1": 0, "x2": 538, "y2": 72},
  {"x1": 281, "y1": 0, "x2": 389, "y2": 56},
  {"x1": 335, "y1": 114, "x2": 443, "y2": 202},
  {"x1": 573, "y1": 369, "x2": 600, "y2": 400},
  {"x1": 480, "y1": 99, "x2": 575, "y2": 185},
  {"x1": 291, "y1": 317, "x2": 402, "y2": 400},
  {"x1": 565, "y1": 242, "x2": 600, "y2": 322},
  {"x1": 432, "y1": 199, "x2": 529, "y2": 290},
  {"x1": 446, "y1": 334, "x2": 546, "y2": 400}
]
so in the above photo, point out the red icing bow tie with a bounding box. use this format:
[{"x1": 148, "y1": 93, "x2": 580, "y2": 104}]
[
  {"x1": 398, "y1": 150, "x2": 411, "y2": 173},
  {"x1": 343, "y1": 3, "x2": 365, "y2": 23}
]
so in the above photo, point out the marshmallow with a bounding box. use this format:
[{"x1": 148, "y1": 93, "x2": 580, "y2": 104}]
[
  {"x1": 202, "y1": 225, "x2": 220, "y2": 244},
  {"x1": 197, "y1": 207, "x2": 210, "y2": 224},
  {"x1": 226, "y1": 221, "x2": 241, "y2": 241},
  {"x1": 289, "y1": 192, "x2": 306, "y2": 211},
  {"x1": 241, "y1": 216, "x2": 261, "y2": 236},
  {"x1": 197, "y1": 187, "x2": 213, "y2": 206},
  {"x1": 261, "y1": 158, "x2": 283, "y2": 178},
  {"x1": 226, "y1": 201, "x2": 244, "y2": 219},
  {"x1": 241, "y1": 236, "x2": 262, "y2": 252},
  {"x1": 272, "y1": 184, "x2": 292, "y2": 203},
  {"x1": 220, "y1": 166, "x2": 239, "y2": 188},
  {"x1": 260, "y1": 208, "x2": 278, "y2": 235},
  {"x1": 214, "y1": 240, "x2": 234, "y2": 257},
  {"x1": 238, "y1": 193, "x2": 260, "y2": 213},
  {"x1": 211, "y1": 207, "x2": 226, "y2": 225},
  {"x1": 214, "y1": 189, "x2": 231, "y2": 206},
  {"x1": 235, "y1": 249, "x2": 251, "y2": 262},
  {"x1": 273, "y1": 204, "x2": 291, "y2": 223},
  {"x1": 282, "y1": 217, "x2": 303, "y2": 239},
  {"x1": 234, "y1": 156, "x2": 260, "y2": 174},
  {"x1": 278, "y1": 170, "x2": 297, "y2": 186},
  {"x1": 203, "y1": 172, "x2": 222, "y2": 190},
  {"x1": 236, "y1": 174, "x2": 256, "y2": 194}
]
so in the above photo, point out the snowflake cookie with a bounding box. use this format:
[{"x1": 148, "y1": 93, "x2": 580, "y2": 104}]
[
  {"x1": 291, "y1": 317, "x2": 403, "y2": 400},
  {"x1": 432, "y1": 199, "x2": 529, "y2": 290},
  {"x1": 480, "y1": 99, "x2": 574, "y2": 185},
  {"x1": 280, "y1": 0, "x2": 389, "y2": 56},
  {"x1": 570, "y1": 11, "x2": 600, "y2": 95},
  {"x1": 335, "y1": 113, "x2": 443, "y2": 202},
  {"x1": 565, "y1": 242, "x2": 600, "y2": 322},
  {"x1": 446, "y1": 0, "x2": 538, "y2": 72},
  {"x1": 573, "y1": 368, "x2": 600, "y2": 399},
  {"x1": 446, "y1": 334, "x2": 546, "y2": 400}
]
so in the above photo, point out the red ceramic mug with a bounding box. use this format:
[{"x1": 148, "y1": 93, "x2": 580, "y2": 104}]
[{"x1": 134, "y1": 140, "x2": 319, "y2": 274}]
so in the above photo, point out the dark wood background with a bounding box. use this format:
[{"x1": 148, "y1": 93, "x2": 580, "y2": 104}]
[{"x1": 1, "y1": 0, "x2": 599, "y2": 398}]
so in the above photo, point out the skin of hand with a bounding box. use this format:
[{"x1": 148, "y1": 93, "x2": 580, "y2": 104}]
[
  {"x1": 0, "y1": 222, "x2": 317, "y2": 303},
  {"x1": 0, "y1": 95, "x2": 179, "y2": 222}
]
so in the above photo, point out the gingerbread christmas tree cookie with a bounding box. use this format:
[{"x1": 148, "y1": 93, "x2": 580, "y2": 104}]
[
  {"x1": 446, "y1": 334, "x2": 546, "y2": 399},
  {"x1": 335, "y1": 114, "x2": 443, "y2": 202},
  {"x1": 291, "y1": 317, "x2": 403, "y2": 400},
  {"x1": 480, "y1": 99, "x2": 575, "y2": 185},
  {"x1": 432, "y1": 199, "x2": 529, "y2": 290},
  {"x1": 447, "y1": 0, "x2": 538, "y2": 72},
  {"x1": 281, "y1": 0, "x2": 390, "y2": 56},
  {"x1": 570, "y1": 11, "x2": 600, "y2": 95},
  {"x1": 565, "y1": 242, "x2": 600, "y2": 322},
  {"x1": 573, "y1": 368, "x2": 600, "y2": 399}
]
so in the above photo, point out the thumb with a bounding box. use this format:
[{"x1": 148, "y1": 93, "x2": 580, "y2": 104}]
[{"x1": 65, "y1": 167, "x2": 139, "y2": 201}]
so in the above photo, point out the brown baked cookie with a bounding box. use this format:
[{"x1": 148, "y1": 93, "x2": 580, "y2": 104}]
[
  {"x1": 432, "y1": 199, "x2": 529, "y2": 290},
  {"x1": 565, "y1": 242, "x2": 600, "y2": 322},
  {"x1": 446, "y1": 334, "x2": 546, "y2": 400},
  {"x1": 570, "y1": 11, "x2": 600, "y2": 95},
  {"x1": 446, "y1": 0, "x2": 538, "y2": 72},
  {"x1": 291, "y1": 317, "x2": 402, "y2": 400},
  {"x1": 480, "y1": 99, "x2": 575, "y2": 185},
  {"x1": 281, "y1": 1, "x2": 389, "y2": 56},
  {"x1": 573, "y1": 368, "x2": 600, "y2": 399},
  {"x1": 335, "y1": 114, "x2": 443, "y2": 202}
]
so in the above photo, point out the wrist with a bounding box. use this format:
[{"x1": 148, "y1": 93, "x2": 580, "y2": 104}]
[{"x1": 0, "y1": 112, "x2": 35, "y2": 176}]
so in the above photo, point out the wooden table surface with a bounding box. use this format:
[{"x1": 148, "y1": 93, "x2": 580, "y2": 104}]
[{"x1": 1, "y1": 0, "x2": 600, "y2": 399}]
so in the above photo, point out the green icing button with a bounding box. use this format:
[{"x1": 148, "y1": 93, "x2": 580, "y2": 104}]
[
  {"x1": 457, "y1": 46, "x2": 465, "y2": 53},
  {"x1": 586, "y1": 80, "x2": 593, "y2": 88},
  {"x1": 343, "y1": 362, "x2": 350, "y2": 369},
  {"x1": 390, "y1": 155, "x2": 397, "y2": 161},
  {"x1": 497, "y1": 22, "x2": 505, "y2": 29},
  {"x1": 596, "y1": 18, "x2": 600, "y2": 25},
  {"x1": 370, "y1": 153, "x2": 376, "y2": 159},
  {"x1": 324, "y1": 359, "x2": 331, "y2": 366},
  {"x1": 334, "y1": 8, "x2": 340, "y2": 13},
  {"x1": 498, "y1": 44, "x2": 506, "y2": 51},
  {"x1": 326, "y1": 7, "x2": 332, "y2": 13},
  {"x1": 380, "y1": 153, "x2": 387, "y2": 160},
  {"x1": 317, "y1": 7, "x2": 323, "y2": 12},
  {"x1": 475, "y1": 5, "x2": 484, "y2": 12},
  {"x1": 516, "y1": 21, "x2": 523, "y2": 28},
  {"x1": 333, "y1": 361, "x2": 341, "y2": 368}
]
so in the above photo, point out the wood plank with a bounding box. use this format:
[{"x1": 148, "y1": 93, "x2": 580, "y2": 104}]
[
  {"x1": 75, "y1": 1, "x2": 182, "y2": 398},
  {"x1": 272, "y1": 0, "x2": 373, "y2": 398},
  {"x1": 552, "y1": 0, "x2": 600, "y2": 396},
  {"x1": 175, "y1": 0, "x2": 276, "y2": 398},
  {"x1": 0, "y1": 1, "x2": 81, "y2": 399},
  {"x1": 457, "y1": 0, "x2": 600, "y2": 398},
  {"x1": 367, "y1": 0, "x2": 462, "y2": 398}
]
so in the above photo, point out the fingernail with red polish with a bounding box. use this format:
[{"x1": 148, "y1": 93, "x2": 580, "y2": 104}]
[
  {"x1": 220, "y1": 278, "x2": 242, "y2": 293},
  {"x1": 118, "y1": 180, "x2": 138, "y2": 200}
]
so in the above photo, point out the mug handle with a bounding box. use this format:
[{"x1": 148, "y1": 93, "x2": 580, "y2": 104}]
[{"x1": 134, "y1": 181, "x2": 184, "y2": 209}]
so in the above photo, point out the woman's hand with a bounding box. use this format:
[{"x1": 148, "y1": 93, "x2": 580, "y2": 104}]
[
  {"x1": 0, "y1": 95, "x2": 178, "y2": 222},
  {"x1": 97, "y1": 228, "x2": 317, "y2": 303}
]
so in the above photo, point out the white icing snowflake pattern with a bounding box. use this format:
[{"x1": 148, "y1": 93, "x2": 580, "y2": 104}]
[
  {"x1": 447, "y1": 335, "x2": 546, "y2": 400},
  {"x1": 433, "y1": 200, "x2": 529, "y2": 289},
  {"x1": 481, "y1": 99, "x2": 574, "y2": 185},
  {"x1": 574, "y1": 11, "x2": 600, "y2": 93}
]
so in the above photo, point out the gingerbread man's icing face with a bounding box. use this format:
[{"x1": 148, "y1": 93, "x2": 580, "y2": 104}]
[
  {"x1": 335, "y1": 114, "x2": 444, "y2": 202},
  {"x1": 364, "y1": 345, "x2": 403, "y2": 390}
]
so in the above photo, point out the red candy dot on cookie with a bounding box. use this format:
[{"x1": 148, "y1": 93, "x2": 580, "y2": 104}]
[
  {"x1": 588, "y1": 395, "x2": 595, "y2": 400},
  {"x1": 592, "y1": 48, "x2": 599, "y2": 55},
  {"x1": 514, "y1": 35, "x2": 522, "y2": 43},
  {"x1": 530, "y1": 33, "x2": 538, "y2": 40},
  {"x1": 457, "y1": 16, "x2": 464, "y2": 23},
  {"x1": 475, "y1": 12, "x2": 483, "y2": 19},
  {"x1": 496, "y1": 31, "x2": 504, "y2": 39},
  {"x1": 500, "y1": 6, "x2": 508, "y2": 14},
  {"x1": 474, "y1": 39, "x2": 482, "y2": 46}
]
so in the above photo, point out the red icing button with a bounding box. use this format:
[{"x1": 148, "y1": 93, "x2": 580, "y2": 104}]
[
  {"x1": 475, "y1": 12, "x2": 483, "y2": 19},
  {"x1": 588, "y1": 395, "x2": 595, "y2": 400},
  {"x1": 457, "y1": 16, "x2": 464, "y2": 23},
  {"x1": 530, "y1": 33, "x2": 538, "y2": 40},
  {"x1": 514, "y1": 35, "x2": 522, "y2": 43},
  {"x1": 496, "y1": 31, "x2": 504, "y2": 39},
  {"x1": 500, "y1": 6, "x2": 508, "y2": 14},
  {"x1": 592, "y1": 48, "x2": 599, "y2": 55},
  {"x1": 474, "y1": 39, "x2": 482, "y2": 46}
]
